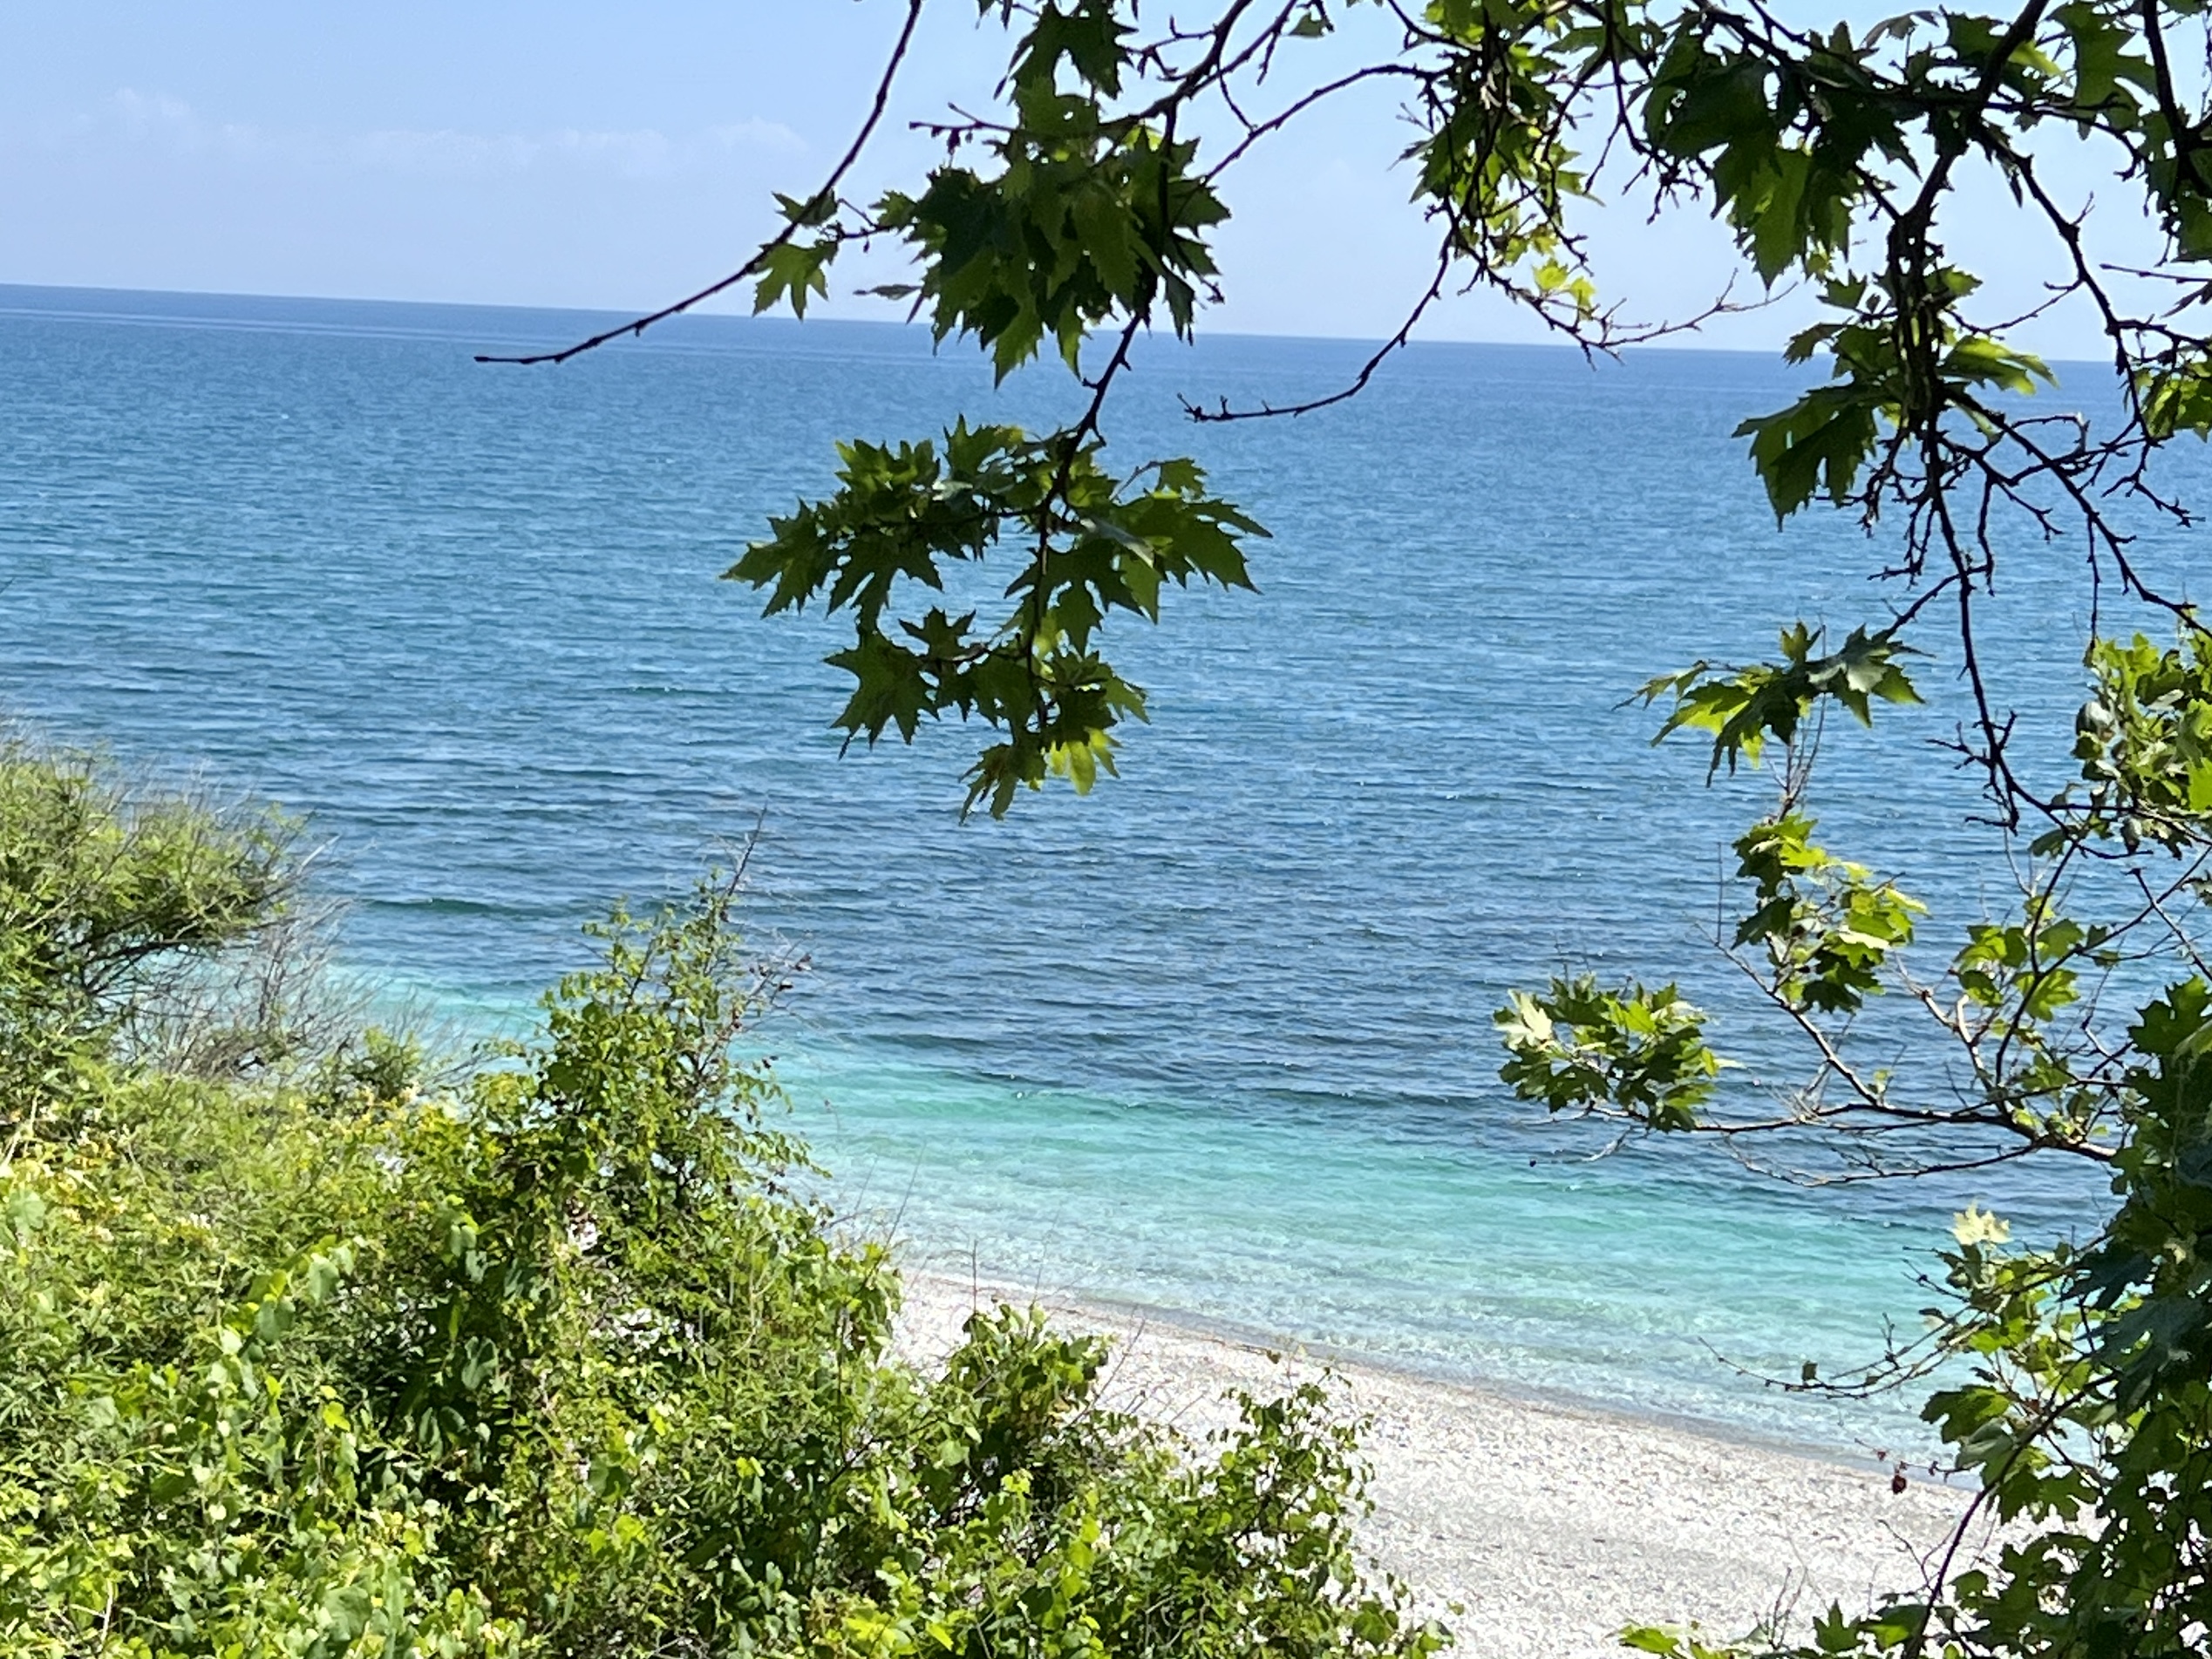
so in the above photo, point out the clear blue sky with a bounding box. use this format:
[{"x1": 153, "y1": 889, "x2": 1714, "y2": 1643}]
[{"x1": 0, "y1": 2, "x2": 2146, "y2": 355}]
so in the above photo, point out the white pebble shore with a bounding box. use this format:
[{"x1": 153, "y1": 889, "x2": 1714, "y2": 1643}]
[{"x1": 896, "y1": 1269, "x2": 1983, "y2": 1659}]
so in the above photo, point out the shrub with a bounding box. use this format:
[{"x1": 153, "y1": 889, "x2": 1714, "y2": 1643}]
[
  {"x1": 0, "y1": 773, "x2": 1442, "y2": 1658},
  {"x1": 0, "y1": 738, "x2": 315, "y2": 1099}
]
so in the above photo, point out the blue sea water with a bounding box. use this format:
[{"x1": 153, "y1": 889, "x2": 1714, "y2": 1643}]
[{"x1": 0, "y1": 282, "x2": 2154, "y2": 1446}]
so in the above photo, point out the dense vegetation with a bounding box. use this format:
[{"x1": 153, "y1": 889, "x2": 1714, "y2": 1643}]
[
  {"x1": 487, "y1": 0, "x2": 2212, "y2": 1652},
  {"x1": 0, "y1": 743, "x2": 1444, "y2": 1659}
]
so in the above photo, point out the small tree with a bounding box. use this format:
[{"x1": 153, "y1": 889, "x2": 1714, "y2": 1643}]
[
  {"x1": 491, "y1": 3, "x2": 2212, "y2": 1651},
  {"x1": 0, "y1": 738, "x2": 315, "y2": 1098}
]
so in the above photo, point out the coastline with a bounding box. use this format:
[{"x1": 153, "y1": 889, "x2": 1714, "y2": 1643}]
[{"x1": 896, "y1": 1265, "x2": 1984, "y2": 1659}]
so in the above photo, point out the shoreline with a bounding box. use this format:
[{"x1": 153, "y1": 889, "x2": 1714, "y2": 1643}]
[
  {"x1": 902, "y1": 1256, "x2": 1914, "y2": 1473},
  {"x1": 895, "y1": 1263, "x2": 1985, "y2": 1659}
]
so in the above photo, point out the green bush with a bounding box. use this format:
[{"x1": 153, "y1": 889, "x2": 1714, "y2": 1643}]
[
  {"x1": 0, "y1": 739, "x2": 311, "y2": 1098},
  {"x1": 0, "y1": 756, "x2": 1442, "y2": 1659}
]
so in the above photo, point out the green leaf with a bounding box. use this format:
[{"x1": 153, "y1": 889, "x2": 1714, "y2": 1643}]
[
  {"x1": 1644, "y1": 623, "x2": 1923, "y2": 777},
  {"x1": 752, "y1": 238, "x2": 837, "y2": 319}
]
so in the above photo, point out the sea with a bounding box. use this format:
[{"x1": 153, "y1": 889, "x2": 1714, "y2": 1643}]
[{"x1": 0, "y1": 282, "x2": 2161, "y2": 1449}]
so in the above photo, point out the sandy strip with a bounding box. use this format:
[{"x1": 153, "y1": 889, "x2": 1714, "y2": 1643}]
[{"x1": 895, "y1": 1268, "x2": 1980, "y2": 1659}]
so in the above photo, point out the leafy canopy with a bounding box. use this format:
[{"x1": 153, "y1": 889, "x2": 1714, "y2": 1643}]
[{"x1": 505, "y1": 0, "x2": 2212, "y2": 824}]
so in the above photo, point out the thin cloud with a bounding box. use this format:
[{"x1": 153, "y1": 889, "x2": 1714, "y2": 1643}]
[{"x1": 53, "y1": 92, "x2": 806, "y2": 181}]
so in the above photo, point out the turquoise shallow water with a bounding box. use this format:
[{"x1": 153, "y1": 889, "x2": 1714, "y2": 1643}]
[{"x1": 0, "y1": 282, "x2": 2147, "y2": 1445}]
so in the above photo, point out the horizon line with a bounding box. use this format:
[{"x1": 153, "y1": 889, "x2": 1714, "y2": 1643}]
[
  {"x1": 0, "y1": 275, "x2": 1797, "y2": 360},
  {"x1": 0, "y1": 278, "x2": 2125, "y2": 375}
]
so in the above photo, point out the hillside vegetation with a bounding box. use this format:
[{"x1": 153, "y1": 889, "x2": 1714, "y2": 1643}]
[{"x1": 0, "y1": 740, "x2": 1441, "y2": 1659}]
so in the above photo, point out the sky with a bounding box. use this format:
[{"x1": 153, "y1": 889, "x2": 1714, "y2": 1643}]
[{"x1": 0, "y1": 3, "x2": 2168, "y2": 357}]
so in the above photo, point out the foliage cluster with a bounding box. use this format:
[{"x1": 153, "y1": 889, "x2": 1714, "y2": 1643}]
[
  {"x1": 0, "y1": 739, "x2": 323, "y2": 1101},
  {"x1": 499, "y1": 0, "x2": 2212, "y2": 824},
  {"x1": 0, "y1": 749, "x2": 1442, "y2": 1659},
  {"x1": 1504, "y1": 626, "x2": 2212, "y2": 1659}
]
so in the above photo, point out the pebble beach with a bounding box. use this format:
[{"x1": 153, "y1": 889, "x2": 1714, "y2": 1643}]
[{"x1": 898, "y1": 1270, "x2": 1984, "y2": 1659}]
